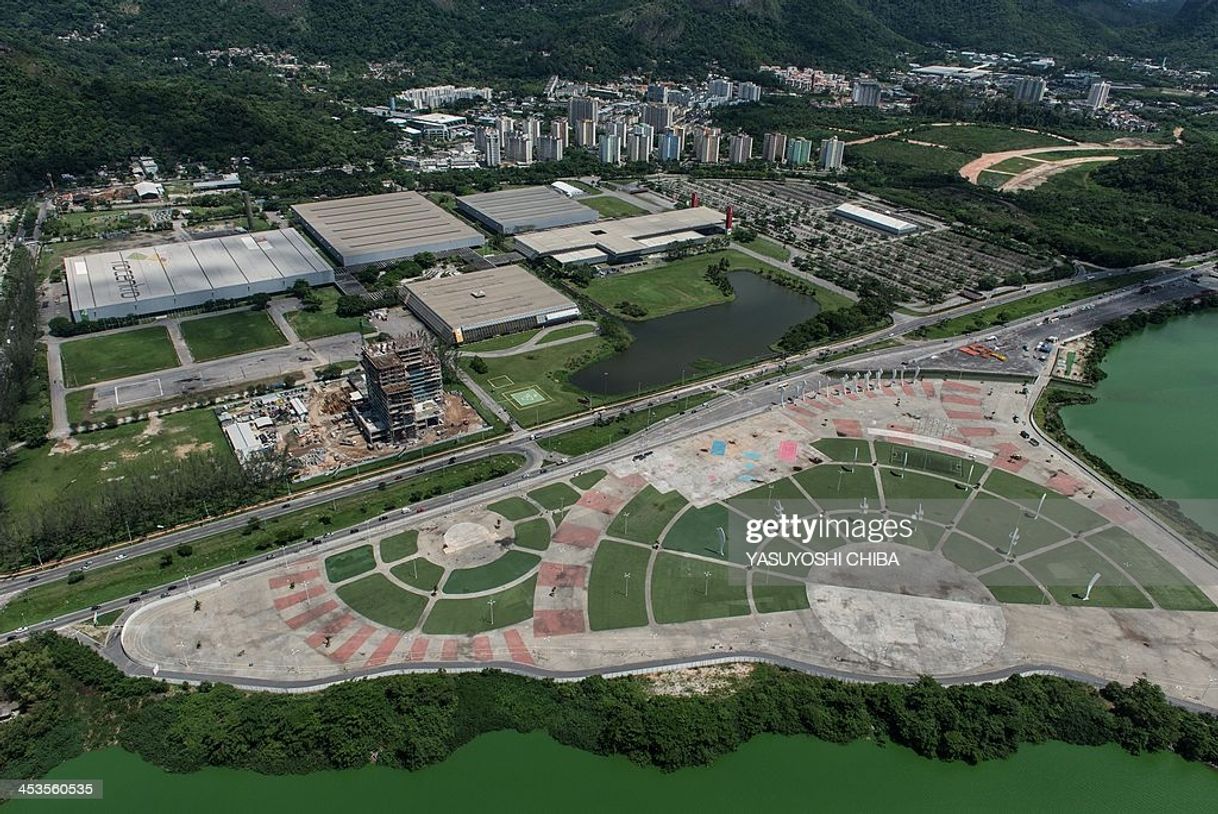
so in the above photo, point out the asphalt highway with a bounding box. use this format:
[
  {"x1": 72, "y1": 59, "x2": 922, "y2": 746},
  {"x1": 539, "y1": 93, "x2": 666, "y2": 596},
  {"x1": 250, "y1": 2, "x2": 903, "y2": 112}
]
[{"x1": 2, "y1": 262, "x2": 1212, "y2": 640}]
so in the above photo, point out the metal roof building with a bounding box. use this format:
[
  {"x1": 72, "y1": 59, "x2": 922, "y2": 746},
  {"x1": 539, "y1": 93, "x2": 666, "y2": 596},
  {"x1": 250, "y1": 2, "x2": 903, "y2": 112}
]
[
  {"x1": 402, "y1": 265, "x2": 580, "y2": 344},
  {"x1": 833, "y1": 203, "x2": 919, "y2": 236},
  {"x1": 456, "y1": 186, "x2": 600, "y2": 235},
  {"x1": 292, "y1": 191, "x2": 485, "y2": 267},
  {"x1": 64, "y1": 228, "x2": 333, "y2": 322},
  {"x1": 514, "y1": 206, "x2": 726, "y2": 266}
]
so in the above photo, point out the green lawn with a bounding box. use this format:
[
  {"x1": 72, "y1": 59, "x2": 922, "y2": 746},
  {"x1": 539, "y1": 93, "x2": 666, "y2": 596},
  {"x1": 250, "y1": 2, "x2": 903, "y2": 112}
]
[
  {"x1": 390, "y1": 557, "x2": 445, "y2": 591},
  {"x1": 662, "y1": 503, "x2": 732, "y2": 557},
  {"x1": 285, "y1": 287, "x2": 373, "y2": 340},
  {"x1": 336, "y1": 574, "x2": 428, "y2": 630},
  {"x1": 537, "y1": 394, "x2": 715, "y2": 457},
  {"x1": 587, "y1": 541, "x2": 652, "y2": 630},
  {"x1": 978, "y1": 170, "x2": 1012, "y2": 189},
  {"x1": 874, "y1": 442, "x2": 970, "y2": 481},
  {"x1": 581, "y1": 195, "x2": 648, "y2": 218},
  {"x1": 462, "y1": 334, "x2": 614, "y2": 426},
  {"x1": 956, "y1": 494, "x2": 1069, "y2": 555},
  {"x1": 851, "y1": 139, "x2": 975, "y2": 173},
  {"x1": 792, "y1": 464, "x2": 879, "y2": 506},
  {"x1": 606, "y1": 486, "x2": 688, "y2": 543},
  {"x1": 752, "y1": 576, "x2": 810, "y2": 613},
  {"x1": 422, "y1": 576, "x2": 536, "y2": 634},
  {"x1": 915, "y1": 270, "x2": 1157, "y2": 339},
  {"x1": 740, "y1": 235, "x2": 790, "y2": 262},
  {"x1": 0, "y1": 453, "x2": 525, "y2": 633},
  {"x1": 462, "y1": 329, "x2": 541, "y2": 353},
  {"x1": 584, "y1": 261, "x2": 733, "y2": 320},
  {"x1": 980, "y1": 566, "x2": 1049, "y2": 604},
  {"x1": 442, "y1": 551, "x2": 540, "y2": 594},
  {"x1": 512, "y1": 518, "x2": 552, "y2": 551},
  {"x1": 324, "y1": 545, "x2": 376, "y2": 583},
  {"x1": 59, "y1": 326, "x2": 180, "y2": 386},
  {"x1": 905, "y1": 125, "x2": 1069, "y2": 154},
  {"x1": 941, "y1": 533, "x2": 1006, "y2": 573},
  {"x1": 487, "y1": 497, "x2": 538, "y2": 521},
  {"x1": 65, "y1": 388, "x2": 94, "y2": 425},
  {"x1": 536, "y1": 324, "x2": 597, "y2": 345},
  {"x1": 989, "y1": 156, "x2": 1047, "y2": 174},
  {"x1": 180, "y1": 310, "x2": 288, "y2": 362},
  {"x1": 810, "y1": 438, "x2": 872, "y2": 464},
  {"x1": 1085, "y1": 528, "x2": 1215, "y2": 611},
  {"x1": 571, "y1": 470, "x2": 607, "y2": 490},
  {"x1": 650, "y1": 554, "x2": 750, "y2": 623},
  {"x1": 527, "y1": 482, "x2": 581, "y2": 511},
  {"x1": 982, "y1": 470, "x2": 1107, "y2": 535},
  {"x1": 0, "y1": 409, "x2": 228, "y2": 518},
  {"x1": 1021, "y1": 542, "x2": 1152, "y2": 608},
  {"x1": 879, "y1": 469, "x2": 969, "y2": 526},
  {"x1": 379, "y1": 530, "x2": 418, "y2": 563}
]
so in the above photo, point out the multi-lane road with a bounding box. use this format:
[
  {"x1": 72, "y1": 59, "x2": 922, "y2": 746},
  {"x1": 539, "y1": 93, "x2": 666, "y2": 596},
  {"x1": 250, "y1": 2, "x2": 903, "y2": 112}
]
[{"x1": 2, "y1": 258, "x2": 1213, "y2": 640}]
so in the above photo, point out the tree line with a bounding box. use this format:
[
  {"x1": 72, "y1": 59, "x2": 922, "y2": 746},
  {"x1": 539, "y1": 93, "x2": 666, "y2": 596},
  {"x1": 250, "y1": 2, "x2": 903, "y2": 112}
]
[
  {"x1": 3, "y1": 633, "x2": 1218, "y2": 781},
  {"x1": 0, "y1": 246, "x2": 45, "y2": 449},
  {"x1": 0, "y1": 450, "x2": 293, "y2": 570}
]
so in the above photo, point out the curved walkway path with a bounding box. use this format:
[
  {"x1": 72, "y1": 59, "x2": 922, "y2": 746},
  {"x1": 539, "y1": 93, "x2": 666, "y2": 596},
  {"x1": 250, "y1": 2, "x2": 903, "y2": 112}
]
[{"x1": 959, "y1": 141, "x2": 1168, "y2": 185}]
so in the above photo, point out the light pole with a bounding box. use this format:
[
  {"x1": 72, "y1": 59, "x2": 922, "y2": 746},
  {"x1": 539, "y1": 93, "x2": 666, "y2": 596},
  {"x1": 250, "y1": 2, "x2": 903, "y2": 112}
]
[
  {"x1": 703, "y1": 570, "x2": 712, "y2": 596},
  {"x1": 1006, "y1": 527, "x2": 1021, "y2": 559},
  {"x1": 487, "y1": 598, "x2": 496, "y2": 626},
  {"x1": 623, "y1": 512, "x2": 631, "y2": 536},
  {"x1": 624, "y1": 571, "x2": 631, "y2": 598}
]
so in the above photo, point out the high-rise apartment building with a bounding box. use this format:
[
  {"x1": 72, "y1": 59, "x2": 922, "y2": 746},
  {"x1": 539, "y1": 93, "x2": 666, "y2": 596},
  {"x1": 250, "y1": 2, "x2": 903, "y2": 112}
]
[
  {"x1": 645, "y1": 84, "x2": 669, "y2": 103},
  {"x1": 658, "y1": 132, "x2": 682, "y2": 162},
  {"x1": 818, "y1": 136, "x2": 844, "y2": 171},
  {"x1": 536, "y1": 135, "x2": 564, "y2": 162},
  {"x1": 851, "y1": 80, "x2": 882, "y2": 108},
  {"x1": 598, "y1": 134, "x2": 621, "y2": 165},
  {"x1": 729, "y1": 133, "x2": 753, "y2": 164},
  {"x1": 1013, "y1": 76, "x2": 1047, "y2": 104},
  {"x1": 568, "y1": 96, "x2": 600, "y2": 123},
  {"x1": 1086, "y1": 80, "x2": 1111, "y2": 109},
  {"x1": 642, "y1": 103, "x2": 675, "y2": 130},
  {"x1": 550, "y1": 117, "x2": 568, "y2": 146},
  {"x1": 735, "y1": 82, "x2": 762, "y2": 102},
  {"x1": 762, "y1": 132, "x2": 788, "y2": 163},
  {"x1": 785, "y1": 137, "x2": 813, "y2": 166},
  {"x1": 575, "y1": 119, "x2": 597, "y2": 148},
  {"x1": 475, "y1": 127, "x2": 501, "y2": 167},
  {"x1": 695, "y1": 127, "x2": 721, "y2": 163}
]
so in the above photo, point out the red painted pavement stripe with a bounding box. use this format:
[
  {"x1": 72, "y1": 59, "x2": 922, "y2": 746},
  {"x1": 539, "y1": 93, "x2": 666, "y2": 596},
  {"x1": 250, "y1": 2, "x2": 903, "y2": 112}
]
[
  {"x1": 329, "y1": 624, "x2": 376, "y2": 663},
  {"x1": 365, "y1": 633, "x2": 404, "y2": 668},
  {"x1": 503, "y1": 630, "x2": 535, "y2": 665},
  {"x1": 305, "y1": 613, "x2": 354, "y2": 649},
  {"x1": 472, "y1": 635, "x2": 493, "y2": 662},
  {"x1": 273, "y1": 583, "x2": 327, "y2": 610},
  {"x1": 901, "y1": 383, "x2": 916, "y2": 397},
  {"x1": 408, "y1": 637, "x2": 430, "y2": 661},
  {"x1": 942, "y1": 380, "x2": 981, "y2": 393},
  {"x1": 944, "y1": 409, "x2": 985, "y2": 421},
  {"x1": 441, "y1": 639, "x2": 459, "y2": 660},
  {"x1": 268, "y1": 568, "x2": 320, "y2": 589},
  {"x1": 921, "y1": 381, "x2": 936, "y2": 397},
  {"x1": 284, "y1": 599, "x2": 338, "y2": 630}
]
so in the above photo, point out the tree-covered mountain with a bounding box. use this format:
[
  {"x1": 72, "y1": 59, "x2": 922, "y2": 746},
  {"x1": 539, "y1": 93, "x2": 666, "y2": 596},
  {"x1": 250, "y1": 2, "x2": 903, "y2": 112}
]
[{"x1": 0, "y1": 0, "x2": 1211, "y2": 194}]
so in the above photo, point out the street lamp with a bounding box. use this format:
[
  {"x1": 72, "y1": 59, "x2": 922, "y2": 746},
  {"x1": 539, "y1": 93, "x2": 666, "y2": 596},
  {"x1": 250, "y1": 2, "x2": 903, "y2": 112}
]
[
  {"x1": 487, "y1": 597, "x2": 496, "y2": 626},
  {"x1": 624, "y1": 571, "x2": 631, "y2": 598}
]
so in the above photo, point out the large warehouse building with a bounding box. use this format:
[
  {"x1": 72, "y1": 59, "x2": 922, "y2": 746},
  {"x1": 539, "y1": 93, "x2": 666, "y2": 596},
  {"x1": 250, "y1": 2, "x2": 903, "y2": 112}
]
[
  {"x1": 64, "y1": 229, "x2": 333, "y2": 322},
  {"x1": 833, "y1": 202, "x2": 919, "y2": 236},
  {"x1": 292, "y1": 191, "x2": 485, "y2": 267},
  {"x1": 514, "y1": 206, "x2": 726, "y2": 266},
  {"x1": 455, "y1": 186, "x2": 600, "y2": 235},
  {"x1": 402, "y1": 265, "x2": 579, "y2": 344}
]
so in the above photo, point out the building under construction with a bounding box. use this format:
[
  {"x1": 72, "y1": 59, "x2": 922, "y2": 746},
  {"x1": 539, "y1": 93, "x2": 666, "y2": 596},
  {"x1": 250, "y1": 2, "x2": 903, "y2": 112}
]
[{"x1": 354, "y1": 334, "x2": 444, "y2": 444}]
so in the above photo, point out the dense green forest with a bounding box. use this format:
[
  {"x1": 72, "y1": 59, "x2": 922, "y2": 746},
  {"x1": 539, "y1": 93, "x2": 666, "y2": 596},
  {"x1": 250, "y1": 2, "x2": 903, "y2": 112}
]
[
  {"x1": 4, "y1": 633, "x2": 1218, "y2": 780},
  {"x1": 846, "y1": 143, "x2": 1218, "y2": 267},
  {"x1": 0, "y1": 0, "x2": 1212, "y2": 194}
]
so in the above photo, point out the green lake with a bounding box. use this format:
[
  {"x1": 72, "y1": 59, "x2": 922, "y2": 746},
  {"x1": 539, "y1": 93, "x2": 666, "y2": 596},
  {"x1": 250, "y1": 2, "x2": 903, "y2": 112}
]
[
  {"x1": 1060, "y1": 309, "x2": 1218, "y2": 533},
  {"x1": 16, "y1": 731, "x2": 1218, "y2": 813}
]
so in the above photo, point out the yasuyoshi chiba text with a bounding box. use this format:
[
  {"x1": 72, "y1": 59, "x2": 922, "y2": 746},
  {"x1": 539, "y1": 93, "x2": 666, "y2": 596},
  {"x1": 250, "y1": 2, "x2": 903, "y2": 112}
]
[{"x1": 743, "y1": 513, "x2": 914, "y2": 569}]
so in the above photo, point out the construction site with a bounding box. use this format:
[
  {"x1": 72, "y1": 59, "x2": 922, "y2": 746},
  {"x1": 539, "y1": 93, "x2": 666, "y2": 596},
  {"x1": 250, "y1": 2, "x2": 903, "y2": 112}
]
[{"x1": 217, "y1": 335, "x2": 486, "y2": 479}]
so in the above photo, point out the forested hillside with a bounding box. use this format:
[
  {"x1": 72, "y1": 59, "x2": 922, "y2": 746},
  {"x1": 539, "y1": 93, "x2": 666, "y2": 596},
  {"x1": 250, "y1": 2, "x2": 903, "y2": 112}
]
[{"x1": 0, "y1": 0, "x2": 1209, "y2": 194}]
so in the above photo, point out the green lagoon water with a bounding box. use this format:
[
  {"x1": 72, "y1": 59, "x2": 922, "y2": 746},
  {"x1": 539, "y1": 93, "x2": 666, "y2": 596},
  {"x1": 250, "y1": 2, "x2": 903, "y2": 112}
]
[
  {"x1": 1061, "y1": 310, "x2": 1218, "y2": 533},
  {"x1": 15, "y1": 731, "x2": 1218, "y2": 813}
]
